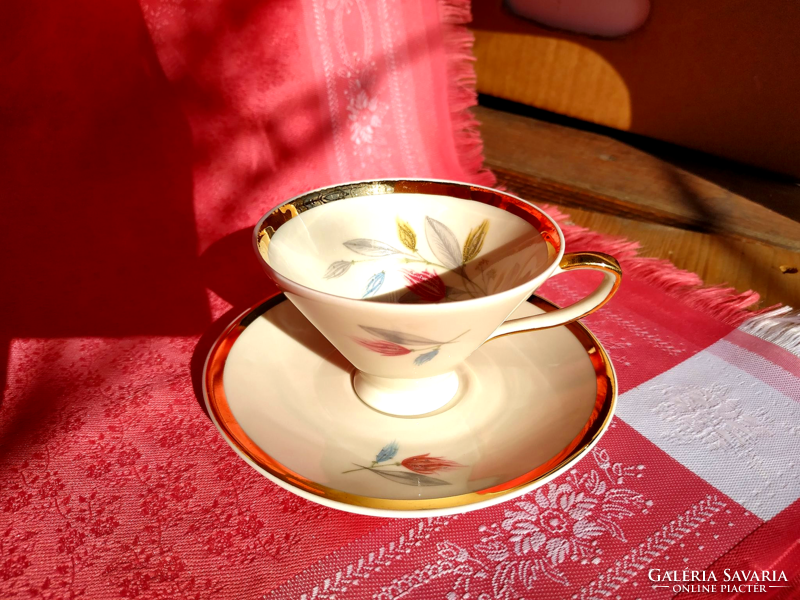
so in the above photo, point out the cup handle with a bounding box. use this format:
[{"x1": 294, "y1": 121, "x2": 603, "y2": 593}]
[{"x1": 487, "y1": 251, "x2": 622, "y2": 339}]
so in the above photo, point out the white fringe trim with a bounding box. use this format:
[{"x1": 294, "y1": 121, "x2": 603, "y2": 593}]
[{"x1": 739, "y1": 306, "x2": 800, "y2": 357}]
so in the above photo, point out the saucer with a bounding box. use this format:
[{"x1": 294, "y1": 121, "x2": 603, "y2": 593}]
[{"x1": 203, "y1": 292, "x2": 616, "y2": 517}]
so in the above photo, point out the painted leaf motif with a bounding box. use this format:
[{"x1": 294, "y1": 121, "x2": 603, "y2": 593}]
[
  {"x1": 462, "y1": 219, "x2": 489, "y2": 263},
  {"x1": 375, "y1": 441, "x2": 399, "y2": 463},
  {"x1": 396, "y1": 218, "x2": 417, "y2": 251},
  {"x1": 424, "y1": 217, "x2": 462, "y2": 269},
  {"x1": 368, "y1": 469, "x2": 450, "y2": 487},
  {"x1": 353, "y1": 338, "x2": 411, "y2": 356},
  {"x1": 359, "y1": 325, "x2": 444, "y2": 346},
  {"x1": 414, "y1": 349, "x2": 439, "y2": 366},
  {"x1": 401, "y1": 269, "x2": 446, "y2": 302},
  {"x1": 324, "y1": 260, "x2": 352, "y2": 279},
  {"x1": 401, "y1": 453, "x2": 463, "y2": 474},
  {"x1": 344, "y1": 239, "x2": 401, "y2": 257},
  {"x1": 362, "y1": 271, "x2": 385, "y2": 298}
]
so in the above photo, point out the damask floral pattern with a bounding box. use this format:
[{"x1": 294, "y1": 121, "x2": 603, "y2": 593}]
[
  {"x1": 346, "y1": 80, "x2": 382, "y2": 149},
  {"x1": 322, "y1": 0, "x2": 396, "y2": 172},
  {"x1": 0, "y1": 338, "x2": 333, "y2": 599},
  {"x1": 651, "y1": 382, "x2": 774, "y2": 451},
  {"x1": 472, "y1": 449, "x2": 650, "y2": 590},
  {"x1": 5, "y1": 238, "x2": 795, "y2": 600},
  {"x1": 360, "y1": 448, "x2": 652, "y2": 600}
]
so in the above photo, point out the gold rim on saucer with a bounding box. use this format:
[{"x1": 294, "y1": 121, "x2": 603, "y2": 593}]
[{"x1": 203, "y1": 291, "x2": 617, "y2": 513}]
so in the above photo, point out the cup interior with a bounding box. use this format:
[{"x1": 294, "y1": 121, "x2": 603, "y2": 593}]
[{"x1": 257, "y1": 182, "x2": 561, "y2": 304}]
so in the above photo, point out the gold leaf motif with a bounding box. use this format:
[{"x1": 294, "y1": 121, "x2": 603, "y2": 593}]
[
  {"x1": 396, "y1": 218, "x2": 417, "y2": 251},
  {"x1": 279, "y1": 204, "x2": 299, "y2": 218},
  {"x1": 257, "y1": 228, "x2": 272, "y2": 260},
  {"x1": 462, "y1": 219, "x2": 489, "y2": 263}
]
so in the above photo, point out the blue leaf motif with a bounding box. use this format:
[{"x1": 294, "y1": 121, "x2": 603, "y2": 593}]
[
  {"x1": 363, "y1": 271, "x2": 385, "y2": 298},
  {"x1": 375, "y1": 441, "x2": 399, "y2": 463},
  {"x1": 414, "y1": 349, "x2": 439, "y2": 366}
]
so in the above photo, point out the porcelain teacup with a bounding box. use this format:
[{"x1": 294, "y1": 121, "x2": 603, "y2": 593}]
[{"x1": 254, "y1": 179, "x2": 621, "y2": 416}]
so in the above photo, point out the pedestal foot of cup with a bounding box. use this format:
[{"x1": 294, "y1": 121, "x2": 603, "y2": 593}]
[{"x1": 353, "y1": 371, "x2": 459, "y2": 417}]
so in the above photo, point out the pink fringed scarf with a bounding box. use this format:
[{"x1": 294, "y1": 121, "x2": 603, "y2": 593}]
[{"x1": 137, "y1": 0, "x2": 495, "y2": 252}]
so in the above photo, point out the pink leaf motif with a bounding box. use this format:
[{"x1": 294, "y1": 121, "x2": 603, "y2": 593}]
[
  {"x1": 353, "y1": 338, "x2": 411, "y2": 356},
  {"x1": 401, "y1": 453, "x2": 463, "y2": 475},
  {"x1": 401, "y1": 269, "x2": 446, "y2": 303}
]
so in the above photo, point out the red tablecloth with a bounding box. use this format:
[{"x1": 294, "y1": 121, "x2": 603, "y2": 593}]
[{"x1": 2, "y1": 1, "x2": 799, "y2": 598}]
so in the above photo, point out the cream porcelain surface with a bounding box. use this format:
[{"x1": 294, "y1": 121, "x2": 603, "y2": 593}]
[
  {"x1": 254, "y1": 180, "x2": 621, "y2": 417},
  {"x1": 267, "y1": 194, "x2": 548, "y2": 301},
  {"x1": 212, "y1": 298, "x2": 612, "y2": 515},
  {"x1": 260, "y1": 194, "x2": 561, "y2": 383}
]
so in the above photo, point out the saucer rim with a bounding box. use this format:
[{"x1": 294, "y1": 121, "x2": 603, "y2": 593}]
[{"x1": 203, "y1": 291, "x2": 617, "y2": 517}]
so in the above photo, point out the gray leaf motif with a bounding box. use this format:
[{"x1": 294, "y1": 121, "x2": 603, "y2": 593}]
[
  {"x1": 424, "y1": 217, "x2": 462, "y2": 269},
  {"x1": 343, "y1": 239, "x2": 401, "y2": 257},
  {"x1": 324, "y1": 260, "x2": 352, "y2": 279},
  {"x1": 369, "y1": 469, "x2": 450, "y2": 487},
  {"x1": 359, "y1": 325, "x2": 444, "y2": 346}
]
